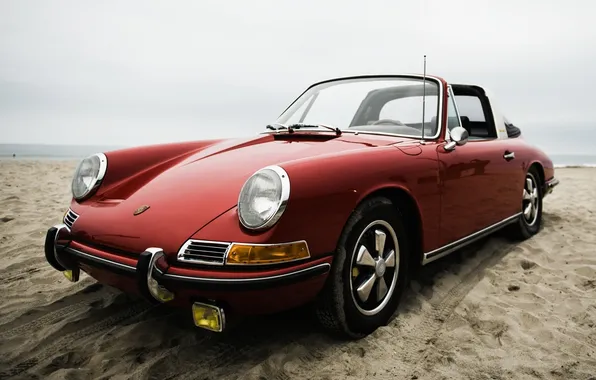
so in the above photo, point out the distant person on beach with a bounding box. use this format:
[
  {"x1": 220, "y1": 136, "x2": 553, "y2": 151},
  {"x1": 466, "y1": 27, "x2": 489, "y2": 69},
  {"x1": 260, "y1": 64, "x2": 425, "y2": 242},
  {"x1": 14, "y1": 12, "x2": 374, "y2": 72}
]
[{"x1": 12, "y1": 154, "x2": 15, "y2": 158}]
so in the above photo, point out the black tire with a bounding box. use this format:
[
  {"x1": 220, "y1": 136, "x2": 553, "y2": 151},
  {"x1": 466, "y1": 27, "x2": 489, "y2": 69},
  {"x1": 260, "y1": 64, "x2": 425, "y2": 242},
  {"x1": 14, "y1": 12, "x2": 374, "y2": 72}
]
[
  {"x1": 315, "y1": 197, "x2": 410, "y2": 339},
  {"x1": 505, "y1": 167, "x2": 543, "y2": 240}
]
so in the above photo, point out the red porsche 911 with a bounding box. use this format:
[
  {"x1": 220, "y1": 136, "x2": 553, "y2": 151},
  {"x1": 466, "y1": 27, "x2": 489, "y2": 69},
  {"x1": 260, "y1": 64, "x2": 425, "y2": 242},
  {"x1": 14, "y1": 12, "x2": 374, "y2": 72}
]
[{"x1": 44, "y1": 74, "x2": 558, "y2": 339}]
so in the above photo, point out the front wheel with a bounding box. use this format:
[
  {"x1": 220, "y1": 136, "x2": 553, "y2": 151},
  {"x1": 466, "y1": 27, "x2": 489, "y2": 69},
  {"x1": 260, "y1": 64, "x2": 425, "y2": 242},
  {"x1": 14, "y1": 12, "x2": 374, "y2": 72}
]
[{"x1": 315, "y1": 197, "x2": 410, "y2": 339}]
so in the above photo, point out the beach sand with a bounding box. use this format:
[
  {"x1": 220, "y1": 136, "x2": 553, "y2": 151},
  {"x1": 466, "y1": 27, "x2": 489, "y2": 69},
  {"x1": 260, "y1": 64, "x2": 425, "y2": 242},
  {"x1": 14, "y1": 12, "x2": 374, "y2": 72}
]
[{"x1": 0, "y1": 159, "x2": 595, "y2": 380}]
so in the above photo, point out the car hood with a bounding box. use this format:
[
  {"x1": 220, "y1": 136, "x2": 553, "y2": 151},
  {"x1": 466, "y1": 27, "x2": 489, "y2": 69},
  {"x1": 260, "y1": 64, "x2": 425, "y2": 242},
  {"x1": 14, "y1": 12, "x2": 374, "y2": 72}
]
[{"x1": 70, "y1": 132, "x2": 407, "y2": 254}]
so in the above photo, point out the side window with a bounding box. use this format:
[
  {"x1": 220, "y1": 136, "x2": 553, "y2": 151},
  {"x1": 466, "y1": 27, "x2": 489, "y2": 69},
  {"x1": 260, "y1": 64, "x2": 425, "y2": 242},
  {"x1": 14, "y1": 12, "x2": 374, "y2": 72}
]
[
  {"x1": 447, "y1": 87, "x2": 461, "y2": 131},
  {"x1": 454, "y1": 95, "x2": 485, "y2": 122}
]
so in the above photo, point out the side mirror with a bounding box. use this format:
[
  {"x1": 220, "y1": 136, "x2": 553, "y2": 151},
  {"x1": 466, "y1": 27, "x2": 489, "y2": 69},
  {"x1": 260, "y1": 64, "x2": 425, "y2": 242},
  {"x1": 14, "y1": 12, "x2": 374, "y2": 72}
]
[{"x1": 444, "y1": 126, "x2": 469, "y2": 151}]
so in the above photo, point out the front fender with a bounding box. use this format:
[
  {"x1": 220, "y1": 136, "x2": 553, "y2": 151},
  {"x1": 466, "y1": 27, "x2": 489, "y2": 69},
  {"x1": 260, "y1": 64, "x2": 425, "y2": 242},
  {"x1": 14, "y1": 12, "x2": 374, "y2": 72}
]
[
  {"x1": 72, "y1": 139, "x2": 225, "y2": 205},
  {"x1": 190, "y1": 145, "x2": 441, "y2": 257}
]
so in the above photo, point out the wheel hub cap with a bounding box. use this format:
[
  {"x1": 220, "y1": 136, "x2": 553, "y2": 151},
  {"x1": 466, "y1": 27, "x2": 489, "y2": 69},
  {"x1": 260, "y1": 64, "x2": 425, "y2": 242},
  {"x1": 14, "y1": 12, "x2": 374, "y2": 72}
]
[{"x1": 375, "y1": 259, "x2": 386, "y2": 277}]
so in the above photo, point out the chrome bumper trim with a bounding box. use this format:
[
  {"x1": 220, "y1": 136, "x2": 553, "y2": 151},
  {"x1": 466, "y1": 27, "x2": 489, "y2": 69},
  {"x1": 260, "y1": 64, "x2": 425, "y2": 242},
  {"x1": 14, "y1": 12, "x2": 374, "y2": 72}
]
[
  {"x1": 138, "y1": 248, "x2": 174, "y2": 303},
  {"x1": 63, "y1": 245, "x2": 330, "y2": 285},
  {"x1": 52, "y1": 223, "x2": 71, "y2": 269},
  {"x1": 154, "y1": 262, "x2": 331, "y2": 284},
  {"x1": 64, "y1": 247, "x2": 137, "y2": 272},
  {"x1": 544, "y1": 177, "x2": 559, "y2": 196}
]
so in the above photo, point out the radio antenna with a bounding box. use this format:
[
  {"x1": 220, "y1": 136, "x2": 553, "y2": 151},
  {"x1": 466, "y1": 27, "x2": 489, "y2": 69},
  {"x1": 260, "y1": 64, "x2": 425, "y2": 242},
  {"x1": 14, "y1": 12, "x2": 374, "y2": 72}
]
[{"x1": 420, "y1": 54, "x2": 427, "y2": 143}]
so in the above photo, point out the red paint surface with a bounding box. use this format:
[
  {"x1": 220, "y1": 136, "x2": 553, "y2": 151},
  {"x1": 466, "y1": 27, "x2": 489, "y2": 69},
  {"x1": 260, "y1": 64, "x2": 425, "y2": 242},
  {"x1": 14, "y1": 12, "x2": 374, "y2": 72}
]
[{"x1": 69, "y1": 122, "x2": 555, "y2": 260}]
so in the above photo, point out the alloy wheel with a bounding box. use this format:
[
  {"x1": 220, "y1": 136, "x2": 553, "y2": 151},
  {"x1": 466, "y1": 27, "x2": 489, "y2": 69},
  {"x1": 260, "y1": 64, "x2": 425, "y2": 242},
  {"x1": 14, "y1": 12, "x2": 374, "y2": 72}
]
[
  {"x1": 349, "y1": 220, "x2": 400, "y2": 316},
  {"x1": 522, "y1": 173, "x2": 540, "y2": 226}
]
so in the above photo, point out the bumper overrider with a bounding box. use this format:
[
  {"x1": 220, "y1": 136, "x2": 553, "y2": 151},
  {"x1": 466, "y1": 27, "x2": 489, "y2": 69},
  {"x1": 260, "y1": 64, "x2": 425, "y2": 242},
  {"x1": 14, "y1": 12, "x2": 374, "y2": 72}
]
[
  {"x1": 44, "y1": 224, "x2": 331, "y2": 333},
  {"x1": 544, "y1": 177, "x2": 560, "y2": 197}
]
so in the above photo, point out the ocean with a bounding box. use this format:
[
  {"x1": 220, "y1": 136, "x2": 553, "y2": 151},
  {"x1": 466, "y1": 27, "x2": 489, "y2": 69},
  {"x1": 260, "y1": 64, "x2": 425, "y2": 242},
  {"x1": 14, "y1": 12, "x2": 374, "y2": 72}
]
[
  {"x1": 0, "y1": 143, "x2": 126, "y2": 161},
  {"x1": 1, "y1": 138, "x2": 595, "y2": 168}
]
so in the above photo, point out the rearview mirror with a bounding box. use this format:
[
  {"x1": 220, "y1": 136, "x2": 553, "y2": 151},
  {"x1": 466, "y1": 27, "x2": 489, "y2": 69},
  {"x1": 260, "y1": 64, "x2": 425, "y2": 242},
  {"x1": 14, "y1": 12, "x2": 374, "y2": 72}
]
[{"x1": 444, "y1": 126, "x2": 469, "y2": 151}]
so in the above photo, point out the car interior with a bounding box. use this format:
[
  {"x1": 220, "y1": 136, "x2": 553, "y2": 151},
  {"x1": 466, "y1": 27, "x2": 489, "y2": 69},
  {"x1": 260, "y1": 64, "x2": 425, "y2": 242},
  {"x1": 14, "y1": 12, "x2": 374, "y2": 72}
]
[
  {"x1": 344, "y1": 81, "x2": 521, "y2": 140},
  {"x1": 450, "y1": 84, "x2": 498, "y2": 140},
  {"x1": 348, "y1": 84, "x2": 440, "y2": 137}
]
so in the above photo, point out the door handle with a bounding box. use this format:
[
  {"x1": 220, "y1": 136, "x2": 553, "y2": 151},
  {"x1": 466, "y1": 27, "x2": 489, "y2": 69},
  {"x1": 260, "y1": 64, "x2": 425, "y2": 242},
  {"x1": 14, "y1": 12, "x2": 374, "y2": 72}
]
[{"x1": 503, "y1": 151, "x2": 515, "y2": 161}]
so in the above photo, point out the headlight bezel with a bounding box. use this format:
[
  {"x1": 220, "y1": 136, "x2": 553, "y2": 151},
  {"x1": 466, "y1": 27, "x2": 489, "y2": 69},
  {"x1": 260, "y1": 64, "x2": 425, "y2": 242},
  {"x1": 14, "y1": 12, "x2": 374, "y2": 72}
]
[
  {"x1": 237, "y1": 165, "x2": 290, "y2": 231},
  {"x1": 71, "y1": 152, "x2": 108, "y2": 201}
]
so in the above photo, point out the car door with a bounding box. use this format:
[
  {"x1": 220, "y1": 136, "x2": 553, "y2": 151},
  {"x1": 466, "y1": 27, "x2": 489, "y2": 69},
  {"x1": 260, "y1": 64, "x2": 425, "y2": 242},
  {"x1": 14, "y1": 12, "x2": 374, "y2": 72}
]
[{"x1": 435, "y1": 87, "x2": 514, "y2": 247}]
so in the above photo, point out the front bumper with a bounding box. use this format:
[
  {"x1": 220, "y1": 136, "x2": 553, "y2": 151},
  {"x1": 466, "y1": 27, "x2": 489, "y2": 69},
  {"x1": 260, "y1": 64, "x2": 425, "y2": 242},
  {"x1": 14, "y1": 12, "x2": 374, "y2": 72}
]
[
  {"x1": 45, "y1": 225, "x2": 332, "y2": 328},
  {"x1": 62, "y1": 243, "x2": 331, "y2": 290}
]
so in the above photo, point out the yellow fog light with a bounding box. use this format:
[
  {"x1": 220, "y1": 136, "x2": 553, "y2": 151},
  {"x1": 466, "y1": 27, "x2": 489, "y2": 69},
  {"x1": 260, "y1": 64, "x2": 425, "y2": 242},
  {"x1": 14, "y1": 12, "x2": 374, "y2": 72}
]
[
  {"x1": 63, "y1": 268, "x2": 80, "y2": 282},
  {"x1": 225, "y1": 240, "x2": 310, "y2": 265},
  {"x1": 192, "y1": 302, "x2": 225, "y2": 332}
]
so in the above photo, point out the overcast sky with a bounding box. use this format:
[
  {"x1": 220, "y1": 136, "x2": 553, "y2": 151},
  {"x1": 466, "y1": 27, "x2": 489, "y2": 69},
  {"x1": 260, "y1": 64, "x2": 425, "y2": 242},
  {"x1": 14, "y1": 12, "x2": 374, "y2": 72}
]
[{"x1": 1, "y1": 0, "x2": 594, "y2": 148}]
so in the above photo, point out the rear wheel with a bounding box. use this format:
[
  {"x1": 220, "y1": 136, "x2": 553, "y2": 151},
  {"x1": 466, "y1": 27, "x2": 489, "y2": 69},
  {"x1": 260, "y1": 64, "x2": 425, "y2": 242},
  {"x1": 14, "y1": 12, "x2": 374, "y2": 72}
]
[
  {"x1": 506, "y1": 167, "x2": 543, "y2": 240},
  {"x1": 315, "y1": 197, "x2": 410, "y2": 339}
]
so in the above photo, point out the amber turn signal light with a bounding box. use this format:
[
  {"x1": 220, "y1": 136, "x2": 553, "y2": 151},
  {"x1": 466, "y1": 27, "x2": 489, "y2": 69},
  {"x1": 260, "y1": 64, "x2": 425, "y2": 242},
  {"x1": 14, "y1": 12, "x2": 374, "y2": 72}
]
[{"x1": 225, "y1": 241, "x2": 310, "y2": 265}]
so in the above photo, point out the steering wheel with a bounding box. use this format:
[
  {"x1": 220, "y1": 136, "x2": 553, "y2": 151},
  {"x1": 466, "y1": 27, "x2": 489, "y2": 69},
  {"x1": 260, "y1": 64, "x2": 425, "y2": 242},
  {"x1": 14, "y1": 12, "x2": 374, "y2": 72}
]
[{"x1": 371, "y1": 119, "x2": 406, "y2": 126}]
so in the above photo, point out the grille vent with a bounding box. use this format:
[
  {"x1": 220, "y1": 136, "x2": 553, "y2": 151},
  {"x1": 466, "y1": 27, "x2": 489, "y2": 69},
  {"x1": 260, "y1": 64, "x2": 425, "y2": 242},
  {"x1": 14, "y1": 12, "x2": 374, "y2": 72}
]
[
  {"x1": 63, "y1": 209, "x2": 79, "y2": 230},
  {"x1": 177, "y1": 240, "x2": 231, "y2": 265}
]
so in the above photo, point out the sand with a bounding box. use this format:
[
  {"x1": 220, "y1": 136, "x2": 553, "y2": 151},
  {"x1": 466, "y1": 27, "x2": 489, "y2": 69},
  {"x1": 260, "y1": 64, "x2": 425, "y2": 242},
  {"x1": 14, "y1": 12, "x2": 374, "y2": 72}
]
[{"x1": 0, "y1": 159, "x2": 595, "y2": 380}]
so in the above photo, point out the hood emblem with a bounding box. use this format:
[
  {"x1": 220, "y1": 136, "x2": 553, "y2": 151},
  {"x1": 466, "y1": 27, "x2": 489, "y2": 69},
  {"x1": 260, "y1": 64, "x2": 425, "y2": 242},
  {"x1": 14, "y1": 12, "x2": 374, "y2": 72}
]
[{"x1": 133, "y1": 205, "x2": 150, "y2": 216}]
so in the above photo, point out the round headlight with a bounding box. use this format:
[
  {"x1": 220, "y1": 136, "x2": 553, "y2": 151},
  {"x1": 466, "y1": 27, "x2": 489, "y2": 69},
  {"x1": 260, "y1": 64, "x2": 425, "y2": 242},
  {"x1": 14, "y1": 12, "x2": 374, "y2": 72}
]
[
  {"x1": 72, "y1": 153, "x2": 107, "y2": 200},
  {"x1": 238, "y1": 165, "x2": 290, "y2": 230}
]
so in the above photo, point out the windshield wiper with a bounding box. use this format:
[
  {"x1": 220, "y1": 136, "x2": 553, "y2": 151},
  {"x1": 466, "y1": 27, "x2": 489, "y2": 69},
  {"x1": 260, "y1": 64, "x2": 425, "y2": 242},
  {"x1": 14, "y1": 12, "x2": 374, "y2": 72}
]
[
  {"x1": 288, "y1": 123, "x2": 342, "y2": 135},
  {"x1": 266, "y1": 122, "x2": 341, "y2": 136},
  {"x1": 265, "y1": 123, "x2": 289, "y2": 131}
]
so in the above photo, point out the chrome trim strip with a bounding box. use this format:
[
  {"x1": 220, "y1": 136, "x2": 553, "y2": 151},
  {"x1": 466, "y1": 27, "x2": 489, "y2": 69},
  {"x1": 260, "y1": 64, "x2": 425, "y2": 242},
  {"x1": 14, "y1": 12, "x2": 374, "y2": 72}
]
[
  {"x1": 64, "y1": 246, "x2": 137, "y2": 272},
  {"x1": 158, "y1": 262, "x2": 331, "y2": 284},
  {"x1": 422, "y1": 213, "x2": 521, "y2": 265}
]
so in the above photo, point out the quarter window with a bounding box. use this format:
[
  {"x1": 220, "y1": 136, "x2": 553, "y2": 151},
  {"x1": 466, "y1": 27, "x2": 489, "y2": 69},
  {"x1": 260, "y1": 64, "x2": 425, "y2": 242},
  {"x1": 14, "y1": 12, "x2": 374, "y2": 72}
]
[{"x1": 447, "y1": 87, "x2": 461, "y2": 131}]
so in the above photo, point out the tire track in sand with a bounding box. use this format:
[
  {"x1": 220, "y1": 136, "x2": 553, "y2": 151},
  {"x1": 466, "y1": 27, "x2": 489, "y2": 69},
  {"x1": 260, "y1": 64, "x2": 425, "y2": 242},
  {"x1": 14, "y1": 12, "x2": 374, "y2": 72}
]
[
  {"x1": 0, "y1": 300, "x2": 155, "y2": 378},
  {"x1": 0, "y1": 284, "x2": 107, "y2": 341},
  {"x1": 238, "y1": 238, "x2": 516, "y2": 380},
  {"x1": 0, "y1": 276, "x2": 97, "y2": 327},
  {"x1": 0, "y1": 257, "x2": 47, "y2": 283},
  {"x1": 159, "y1": 331, "x2": 286, "y2": 380},
  {"x1": 401, "y1": 239, "x2": 516, "y2": 378},
  {"x1": 156, "y1": 312, "x2": 316, "y2": 380}
]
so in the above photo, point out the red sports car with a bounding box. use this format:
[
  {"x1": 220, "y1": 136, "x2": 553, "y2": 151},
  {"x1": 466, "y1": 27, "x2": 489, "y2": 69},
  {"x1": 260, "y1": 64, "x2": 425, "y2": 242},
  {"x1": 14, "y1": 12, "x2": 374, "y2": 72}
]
[{"x1": 45, "y1": 75, "x2": 559, "y2": 339}]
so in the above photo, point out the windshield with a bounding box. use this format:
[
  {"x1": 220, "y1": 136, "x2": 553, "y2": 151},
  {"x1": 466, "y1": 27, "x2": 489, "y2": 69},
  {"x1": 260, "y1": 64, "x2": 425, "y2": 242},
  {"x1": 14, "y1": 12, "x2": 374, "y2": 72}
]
[{"x1": 275, "y1": 77, "x2": 441, "y2": 138}]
